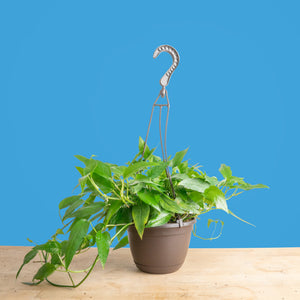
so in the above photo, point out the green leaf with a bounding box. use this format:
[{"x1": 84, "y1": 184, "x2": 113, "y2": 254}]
[
  {"x1": 171, "y1": 173, "x2": 189, "y2": 181},
  {"x1": 16, "y1": 248, "x2": 38, "y2": 278},
  {"x1": 33, "y1": 263, "x2": 56, "y2": 281},
  {"x1": 204, "y1": 186, "x2": 228, "y2": 213},
  {"x1": 59, "y1": 195, "x2": 82, "y2": 210},
  {"x1": 109, "y1": 207, "x2": 132, "y2": 231},
  {"x1": 123, "y1": 161, "x2": 157, "y2": 179},
  {"x1": 103, "y1": 200, "x2": 123, "y2": 225},
  {"x1": 219, "y1": 164, "x2": 232, "y2": 179},
  {"x1": 132, "y1": 201, "x2": 150, "y2": 239},
  {"x1": 75, "y1": 166, "x2": 84, "y2": 176},
  {"x1": 170, "y1": 148, "x2": 188, "y2": 168},
  {"x1": 146, "y1": 210, "x2": 172, "y2": 228},
  {"x1": 94, "y1": 160, "x2": 112, "y2": 178},
  {"x1": 157, "y1": 194, "x2": 185, "y2": 214},
  {"x1": 69, "y1": 202, "x2": 105, "y2": 219},
  {"x1": 62, "y1": 198, "x2": 84, "y2": 221},
  {"x1": 113, "y1": 235, "x2": 129, "y2": 250},
  {"x1": 65, "y1": 219, "x2": 90, "y2": 269},
  {"x1": 51, "y1": 253, "x2": 62, "y2": 266},
  {"x1": 74, "y1": 155, "x2": 90, "y2": 166},
  {"x1": 111, "y1": 165, "x2": 126, "y2": 177},
  {"x1": 178, "y1": 161, "x2": 189, "y2": 173},
  {"x1": 237, "y1": 182, "x2": 269, "y2": 191},
  {"x1": 79, "y1": 175, "x2": 89, "y2": 192},
  {"x1": 91, "y1": 173, "x2": 114, "y2": 194},
  {"x1": 204, "y1": 174, "x2": 219, "y2": 186},
  {"x1": 36, "y1": 241, "x2": 61, "y2": 254},
  {"x1": 138, "y1": 136, "x2": 154, "y2": 160},
  {"x1": 138, "y1": 136, "x2": 146, "y2": 152},
  {"x1": 174, "y1": 196, "x2": 200, "y2": 214},
  {"x1": 74, "y1": 155, "x2": 98, "y2": 175},
  {"x1": 96, "y1": 231, "x2": 111, "y2": 268},
  {"x1": 147, "y1": 162, "x2": 168, "y2": 178},
  {"x1": 137, "y1": 189, "x2": 161, "y2": 212},
  {"x1": 179, "y1": 178, "x2": 210, "y2": 193},
  {"x1": 189, "y1": 191, "x2": 204, "y2": 207}
]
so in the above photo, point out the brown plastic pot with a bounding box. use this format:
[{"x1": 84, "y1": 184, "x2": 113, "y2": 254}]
[{"x1": 127, "y1": 218, "x2": 196, "y2": 274}]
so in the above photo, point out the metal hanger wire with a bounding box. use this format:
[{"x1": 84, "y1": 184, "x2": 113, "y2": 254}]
[{"x1": 142, "y1": 45, "x2": 180, "y2": 200}]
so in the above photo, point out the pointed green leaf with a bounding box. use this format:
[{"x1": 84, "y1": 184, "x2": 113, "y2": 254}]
[
  {"x1": 219, "y1": 164, "x2": 232, "y2": 179},
  {"x1": 189, "y1": 191, "x2": 204, "y2": 207},
  {"x1": 109, "y1": 207, "x2": 132, "y2": 225},
  {"x1": 123, "y1": 161, "x2": 157, "y2": 179},
  {"x1": 111, "y1": 165, "x2": 126, "y2": 177},
  {"x1": 75, "y1": 166, "x2": 84, "y2": 176},
  {"x1": 51, "y1": 253, "x2": 62, "y2": 266},
  {"x1": 237, "y1": 182, "x2": 269, "y2": 190},
  {"x1": 147, "y1": 162, "x2": 168, "y2": 178},
  {"x1": 74, "y1": 155, "x2": 98, "y2": 175},
  {"x1": 69, "y1": 202, "x2": 105, "y2": 219},
  {"x1": 156, "y1": 194, "x2": 185, "y2": 213},
  {"x1": 36, "y1": 241, "x2": 61, "y2": 254},
  {"x1": 204, "y1": 186, "x2": 228, "y2": 213},
  {"x1": 96, "y1": 231, "x2": 111, "y2": 268},
  {"x1": 137, "y1": 189, "x2": 161, "y2": 211},
  {"x1": 138, "y1": 136, "x2": 146, "y2": 152},
  {"x1": 174, "y1": 196, "x2": 200, "y2": 214},
  {"x1": 94, "y1": 160, "x2": 112, "y2": 178},
  {"x1": 79, "y1": 175, "x2": 89, "y2": 192},
  {"x1": 16, "y1": 248, "x2": 38, "y2": 278},
  {"x1": 138, "y1": 137, "x2": 154, "y2": 160},
  {"x1": 33, "y1": 263, "x2": 56, "y2": 281},
  {"x1": 59, "y1": 195, "x2": 82, "y2": 210},
  {"x1": 62, "y1": 198, "x2": 84, "y2": 221},
  {"x1": 113, "y1": 235, "x2": 129, "y2": 250},
  {"x1": 178, "y1": 161, "x2": 188, "y2": 173},
  {"x1": 132, "y1": 201, "x2": 150, "y2": 239},
  {"x1": 171, "y1": 173, "x2": 189, "y2": 181},
  {"x1": 65, "y1": 219, "x2": 90, "y2": 269},
  {"x1": 179, "y1": 178, "x2": 210, "y2": 193},
  {"x1": 170, "y1": 148, "x2": 188, "y2": 168},
  {"x1": 91, "y1": 173, "x2": 114, "y2": 194},
  {"x1": 204, "y1": 174, "x2": 219, "y2": 186},
  {"x1": 74, "y1": 155, "x2": 90, "y2": 165},
  {"x1": 146, "y1": 210, "x2": 172, "y2": 228}
]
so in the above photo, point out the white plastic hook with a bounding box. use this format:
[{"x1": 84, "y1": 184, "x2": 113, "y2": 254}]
[{"x1": 153, "y1": 45, "x2": 180, "y2": 97}]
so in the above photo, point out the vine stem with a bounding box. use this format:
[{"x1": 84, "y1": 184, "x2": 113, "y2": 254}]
[
  {"x1": 110, "y1": 222, "x2": 134, "y2": 242},
  {"x1": 46, "y1": 255, "x2": 99, "y2": 288},
  {"x1": 88, "y1": 175, "x2": 108, "y2": 201}
]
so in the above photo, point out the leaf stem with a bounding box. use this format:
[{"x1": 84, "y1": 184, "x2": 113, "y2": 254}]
[{"x1": 45, "y1": 255, "x2": 99, "y2": 288}]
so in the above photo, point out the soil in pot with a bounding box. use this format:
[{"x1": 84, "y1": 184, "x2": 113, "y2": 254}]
[{"x1": 127, "y1": 218, "x2": 196, "y2": 274}]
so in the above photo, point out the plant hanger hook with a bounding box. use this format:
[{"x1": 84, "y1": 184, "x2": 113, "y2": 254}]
[{"x1": 153, "y1": 45, "x2": 180, "y2": 97}]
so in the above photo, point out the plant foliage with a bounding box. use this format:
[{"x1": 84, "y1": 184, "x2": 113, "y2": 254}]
[{"x1": 17, "y1": 137, "x2": 268, "y2": 287}]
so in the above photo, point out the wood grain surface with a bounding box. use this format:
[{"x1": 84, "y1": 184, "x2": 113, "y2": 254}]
[{"x1": 0, "y1": 246, "x2": 299, "y2": 299}]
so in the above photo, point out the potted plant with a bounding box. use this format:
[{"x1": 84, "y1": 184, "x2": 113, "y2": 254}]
[{"x1": 16, "y1": 137, "x2": 268, "y2": 287}]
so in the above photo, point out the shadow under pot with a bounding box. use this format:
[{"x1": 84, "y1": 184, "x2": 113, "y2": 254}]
[{"x1": 127, "y1": 218, "x2": 196, "y2": 274}]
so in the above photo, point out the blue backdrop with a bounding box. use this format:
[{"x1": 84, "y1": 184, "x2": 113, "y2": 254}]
[{"x1": 1, "y1": 1, "x2": 299, "y2": 248}]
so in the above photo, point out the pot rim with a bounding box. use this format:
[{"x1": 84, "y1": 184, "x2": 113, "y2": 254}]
[{"x1": 129, "y1": 218, "x2": 197, "y2": 230}]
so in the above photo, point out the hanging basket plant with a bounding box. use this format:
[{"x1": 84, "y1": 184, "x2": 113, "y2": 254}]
[{"x1": 16, "y1": 45, "x2": 268, "y2": 287}]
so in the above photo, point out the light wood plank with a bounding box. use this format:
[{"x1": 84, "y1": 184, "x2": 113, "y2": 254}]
[{"x1": 0, "y1": 246, "x2": 299, "y2": 299}]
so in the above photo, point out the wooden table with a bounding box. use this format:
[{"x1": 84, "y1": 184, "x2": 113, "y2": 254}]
[{"x1": 0, "y1": 246, "x2": 299, "y2": 299}]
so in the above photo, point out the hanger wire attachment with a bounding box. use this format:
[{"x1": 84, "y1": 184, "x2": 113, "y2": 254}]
[{"x1": 142, "y1": 45, "x2": 180, "y2": 200}]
